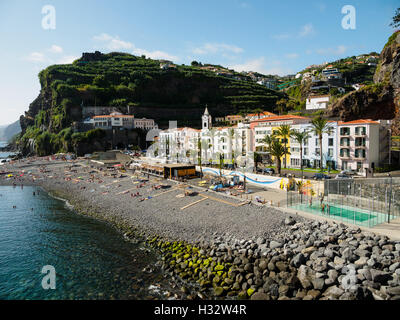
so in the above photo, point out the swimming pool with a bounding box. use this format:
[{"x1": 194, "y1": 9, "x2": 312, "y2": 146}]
[{"x1": 291, "y1": 203, "x2": 395, "y2": 227}]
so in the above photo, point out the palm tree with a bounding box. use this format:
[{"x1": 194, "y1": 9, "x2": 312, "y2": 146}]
[
  {"x1": 274, "y1": 124, "x2": 291, "y2": 169},
  {"x1": 197, "y1": 137, "x2": 203, "y2": 178},
  {"x1": 275, "y1": 99, "x2": 287, "y2": 115},
  {"x1": 290, "y1": 129, "x2": 310, "y2": 178},
  {"x1": 254, "y1": 152, "x2": 262, "y2": 172},
  {"x1": 252, "y1": 108, "x2": 264, "y2": 120},
  {"x1": 310, "y1": 116, "x2": 331, "y2": 171},
  {"x1": 261, "y1": 134, "x2": 273, "y2": 165},
  {"x1": 269, "y1": 138, "x2": 286, "y2": 175},
  {"x1": 209, "y1": 128, "x2": 217, "y2": 164},
  {"x1": 228, "y1": 128, "x2": 235, "y2": 167}
]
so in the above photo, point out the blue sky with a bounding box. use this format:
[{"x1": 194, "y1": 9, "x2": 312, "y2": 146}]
[{"x1": 0, "y1": 0, "x2": 398, "y2": 125}]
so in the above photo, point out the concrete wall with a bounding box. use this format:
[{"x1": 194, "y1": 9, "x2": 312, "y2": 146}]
[{"x1": 197, "y1": 166, "x2": 323, "y2": 192}]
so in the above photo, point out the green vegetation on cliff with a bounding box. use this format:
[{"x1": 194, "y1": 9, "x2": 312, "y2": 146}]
[{"x1": 19, "y1": 51, "x2": 285, "y2": 155}]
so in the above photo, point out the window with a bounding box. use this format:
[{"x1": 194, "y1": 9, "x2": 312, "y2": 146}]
[
  {"x1": 340, "y1": 137, "x2": 350, "y2": 146},
  {"x1": 340, "y1": 127, "x2": 350, "y2": 136},
  {"x1": 328, "y1": 138, "x2": 334, "y2": 146},
  {"x1": 304, "y1": 148, "x2": 308, "y2": 155},
  {"x1": 355, "y1": 149, "x2": 366, "y2": 158},
  {"x1": 355, "y1": 137, "x2": 366, "y2": 147},
  {"x1": 355, "y1": 127, "x2": 366, "y2": 135},
  {"x1": 340, "y1": 148, "x2": 350, "y2": 157},
  {"x1": 315, "y1": 148, "x2": 320, "y2": 156},
  {"x1": 328, "y1": 148, "x2": 333, "y2": 157}
]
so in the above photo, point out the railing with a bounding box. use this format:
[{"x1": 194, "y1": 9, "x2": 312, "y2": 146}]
[{"x1": 286, "y1": 177, "x2": 400, "y2": 227}]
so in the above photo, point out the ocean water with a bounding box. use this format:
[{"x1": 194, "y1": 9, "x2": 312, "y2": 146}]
[
  {"x1": 0, "y1": 186, "x2": 173, "y2": 300},
  {"x1": 0, "y1": 141, "x2": 14, "y2": 160}
]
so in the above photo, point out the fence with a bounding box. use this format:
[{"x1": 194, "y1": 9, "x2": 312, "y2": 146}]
[{"x1": 287, "y1": 177, "x2": 400, "y2": 228}]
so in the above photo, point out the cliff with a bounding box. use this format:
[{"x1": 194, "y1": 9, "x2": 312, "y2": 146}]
[
  {"x1": 326, "y1": 31, "x2": 400, "y2": 132},
  {"x1": 19, "y1": 52, "x2": 285, "y2": 134}
]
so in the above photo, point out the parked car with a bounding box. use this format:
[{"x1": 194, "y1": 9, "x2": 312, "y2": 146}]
[
  {"x1": 335, "y1": 174, "x2": 353, "y2": 179},
  {"x1": 263, "y1": 168, "x2": 275, "y2": 175},
  {"x1": 257, "y1": 167, "x2": 275, "y2": 175},
  {"x1": 340, "y1": 170, "x2": 357, "y2": 176},
  {"x1": 312, "y1": 173, "x2": 331, "y2": 180}
]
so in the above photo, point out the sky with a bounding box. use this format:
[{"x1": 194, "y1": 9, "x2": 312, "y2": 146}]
[{"x1": 0, "y1": 0, "x2": 398, "y2": 126}]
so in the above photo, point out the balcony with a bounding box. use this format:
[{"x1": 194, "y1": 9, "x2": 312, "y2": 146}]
[
  {"x1": 340, "y1": 129, "x2": 351, "y2": 136},
  {"x1": 354, "y1": 132, "x2": 367, "y2": 137},
  {"x1": 355, "y1": 127, "x2": 367, "y2": 137},
  {"x1": 355, "y1": 149, "x2": 366, "y2": 159},
  {"x1": 339, "y1": 148, "x2": 351, "y2": 159}
]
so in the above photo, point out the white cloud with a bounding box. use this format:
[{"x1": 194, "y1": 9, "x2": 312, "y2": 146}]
[
  {"x1": 192, "y1": 43, "x2": 244, "y2": 55},
  {"x1": 25, "y1": 52, "x2": 46, "y2": 63},
  {"x1": 228, "y1": 57, "x2": 292, "y2": 76},
  {"x1": 299, "y1": 23, "x2": 315, "y2": 37},
  {"x1": 316, "y1": 45, "x2": 348, "y2": 55},
  {"x1": 132, "y1": 48, "x2": 178, "y2": 62},
  {"x1": 285, "y1": 53, "x2": 299, "y2": 59},
  {"x1": 49, "y1": 45, "x2": 63, "y2": 54},
  {"x1": 56, "y1": 55, "x2": 79, "y2": 64},
  {"x1": 93, "y1": 33, "x2": 134, "y2": 51},
  {"x1": 93, "y1": 33, "x2": 178, "y2": 61}
]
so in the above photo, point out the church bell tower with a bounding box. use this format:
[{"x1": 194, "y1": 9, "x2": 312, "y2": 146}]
[{"x1": 202, "y1": 105, "x2": 212, "y2": 130}]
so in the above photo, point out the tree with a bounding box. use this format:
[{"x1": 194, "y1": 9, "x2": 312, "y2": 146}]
[
  {"x1": 197, "y1": 137, "x2": 203, "y2": 177},
  {"x1": 275, "y1": 99, "x2": 287, "y2": 115},
  {"x1": 269, "y1": 138, "x2": 286, "y2": 176},
  {"x1": 254, "y1": 152, "x2": 262, "y2": 172},
  {"x1": 310, "y1": 116, "x2": 331, "y2": 171},
  {"x1": 273, "y1": 124, "x2": 291, "y2": 169},
  {"x1": 261, "y1": 134, "x2": 273, "y2": 165},
  {"x1": 252, "y1": 108, "x2": 264, "y2": 120},
  {"x1": 290, "y1": 129, "x2": 310, "y2": 178},
  {"x1": 228, "y1": 128, "x2": 235, "y2": 167},
  {"x1": 218, "y1": 153, "x2": 224, "y2": 178},
  {"x1": 390, "y1": 8, "x2": 400, "y2": 28}
]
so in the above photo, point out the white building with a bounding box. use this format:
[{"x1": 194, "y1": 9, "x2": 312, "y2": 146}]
[
  {"x1": 86, "y1": 112, "x2": 135, "y2": 129},
  {"x1": 83, "y1": 112, "x2": 158, "y2": 131},
  {"x1": 155, "y1": 107, "x2": 252, "y2": 165},
  {"x1": 291, "y1": 121, "x2": 338, "y2": 170},
  {"x1": 134, "y1": 118, "x2": 158, "y2": 131},
  {"x1": 306, "y1": 95, "x2": 331, "y2": 110},
  {"x1": 337, "y1": 119, "x2": 391, "y2": 174}
]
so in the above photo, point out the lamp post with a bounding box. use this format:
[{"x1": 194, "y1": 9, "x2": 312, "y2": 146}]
[{"x1": 388, "y1": 173, "x2": 392, "y2": 223}]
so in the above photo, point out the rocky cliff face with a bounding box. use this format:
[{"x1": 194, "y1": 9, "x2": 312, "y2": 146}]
[
  {"x1": 326, "y1": 31, "x2": 400, "y2": 132},
  {"x1": 326, "y1": 84, "x2": 396, "y2": 121}
]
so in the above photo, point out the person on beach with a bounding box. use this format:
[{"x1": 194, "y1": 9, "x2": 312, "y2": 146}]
[
  {"x1": 321, "y1": 203, "x2": 325, "y2": 213},
  {"x1": 327, "y1": 204, "x2": 330, "y2": 215},
  {"x1": 309, "y1": 198, "x2": 312, "y2": 208}
]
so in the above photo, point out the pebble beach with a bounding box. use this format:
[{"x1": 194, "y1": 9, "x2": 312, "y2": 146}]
[{"x1": 1, "y1": 157, "x2": 400, "y2": 300}]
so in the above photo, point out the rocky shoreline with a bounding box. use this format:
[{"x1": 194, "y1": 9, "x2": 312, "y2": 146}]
[{"x1": 1, "y1": 158, "x2": 400, "y2": 300}]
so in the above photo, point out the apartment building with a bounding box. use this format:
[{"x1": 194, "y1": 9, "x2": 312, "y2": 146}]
[
  {"x1": 290, "y1": 121, "x2": 338, "y2": 170},
  {"x1": 337, "y1": 119, "x2": 391, "y2": 173},
  {"x1": 250, "y1": 115, "x2": 310, "y2": 167}
]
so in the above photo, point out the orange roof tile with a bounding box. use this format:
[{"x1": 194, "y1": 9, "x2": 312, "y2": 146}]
[
  {"x1": 250, "y1": 115, "x2": 308, "y2": 123},
  {"x1": 338, "y1": 119, "x2": 380, "y2": 125},
  {"x1": 93, "y1": 115, "x2": 134, "y2": 118},
  {"x1": 246, "y1": 111, "x2": 276, "y2": 117}
]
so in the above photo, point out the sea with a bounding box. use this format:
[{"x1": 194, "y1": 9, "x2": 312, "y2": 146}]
[
  {"x1": 0, "y1": 141, "x2": 14, "y2": 163},
  {"x1": 0, "y1": 185, "x2": 176, "y2": 300}
]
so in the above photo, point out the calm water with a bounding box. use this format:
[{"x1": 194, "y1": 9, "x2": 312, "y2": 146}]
[
  {"x1": 0, "y1": 186, "x2": 173, "y2": 300},
  {"x1": 0, "y1": 141, "x2": 14, "y2": 160}
]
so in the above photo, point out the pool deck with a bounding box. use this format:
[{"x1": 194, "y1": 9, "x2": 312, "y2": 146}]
[{"x1": 251, "y1": 188, "x2": 400, "y2": 241}]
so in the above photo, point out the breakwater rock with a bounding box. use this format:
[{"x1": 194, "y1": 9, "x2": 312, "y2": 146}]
[{"x1": 148, "y1": 218, "x2": 400, "y2": 300}]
